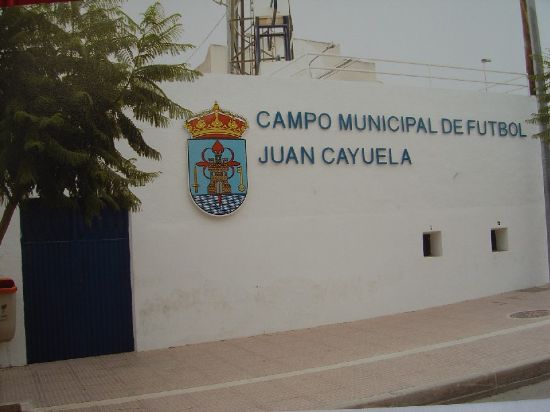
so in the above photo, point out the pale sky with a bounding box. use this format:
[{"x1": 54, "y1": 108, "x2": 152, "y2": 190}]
[{"x1": 124, "y1": 0, "x2": 549, "y2": 79}]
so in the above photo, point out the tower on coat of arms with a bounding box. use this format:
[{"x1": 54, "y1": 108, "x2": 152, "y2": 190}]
[{"x1": 184, "y1": 102, "x2": 248, "y2": 216}]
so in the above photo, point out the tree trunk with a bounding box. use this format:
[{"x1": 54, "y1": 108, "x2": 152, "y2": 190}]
[{"x1": 0, "y1": 198, "x2": 18, "y2": 248}]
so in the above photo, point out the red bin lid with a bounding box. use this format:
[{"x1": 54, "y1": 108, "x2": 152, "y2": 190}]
[{"x1": 0, "y1": 278, "x2": 17, "y2": 294}]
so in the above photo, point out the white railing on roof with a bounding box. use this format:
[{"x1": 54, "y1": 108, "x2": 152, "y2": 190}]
[{"x1": 268, "y1": 53, "x2": 530, "y2": 95}]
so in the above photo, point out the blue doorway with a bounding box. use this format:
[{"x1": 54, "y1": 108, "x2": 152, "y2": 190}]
[{"x1": 20, "y1": 200, "x2": 134, "y2": 363}]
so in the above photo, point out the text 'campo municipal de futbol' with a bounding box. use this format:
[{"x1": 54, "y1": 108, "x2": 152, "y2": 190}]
[{"x1": 255, "y1": 110, "x2": 528, "y2": 166}]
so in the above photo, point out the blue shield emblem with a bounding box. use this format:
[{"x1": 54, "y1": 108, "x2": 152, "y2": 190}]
[{"x1": 185, "y1": 103, "x2": 249, "y2": 216}]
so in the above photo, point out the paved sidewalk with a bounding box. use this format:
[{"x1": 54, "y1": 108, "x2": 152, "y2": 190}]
[{"x1": 1, "y1": 285, "x2": 550, "y2": 411}]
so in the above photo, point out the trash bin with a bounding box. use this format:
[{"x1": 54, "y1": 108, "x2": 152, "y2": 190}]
[{"x1": 0, "y1": 278, "x2": 17, "y2": 342}]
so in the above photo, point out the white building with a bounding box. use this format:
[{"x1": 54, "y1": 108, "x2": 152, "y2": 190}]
[{"x1": 0, "y1": 1, "x2": 548, "y2": 367}]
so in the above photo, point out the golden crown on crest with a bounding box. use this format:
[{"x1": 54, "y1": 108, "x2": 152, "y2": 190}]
[{"x1": 185, "y1": 102, "x2": 249, "y2": 139}]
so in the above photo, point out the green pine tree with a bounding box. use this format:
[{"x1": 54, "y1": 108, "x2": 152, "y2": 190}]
[{"x1": 0, "y1": 1, "x2": 200, "y2": 245}]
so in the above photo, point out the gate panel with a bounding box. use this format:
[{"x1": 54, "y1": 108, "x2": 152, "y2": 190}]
[
  {"x1": 79, "y1": 238, "x2": 133, "y2": 358},
  {"x1": 20, "y1": 200, "x2": 134, "y2": 363}
]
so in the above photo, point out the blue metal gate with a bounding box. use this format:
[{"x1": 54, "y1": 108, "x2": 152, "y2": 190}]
[{"x1": 20, "y1": 200, "x2": 134, "y2": 363}]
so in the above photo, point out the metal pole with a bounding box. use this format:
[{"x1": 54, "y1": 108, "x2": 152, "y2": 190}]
[
  {"x1": 226, "y1": 0, "x2": 234, "y2": 74},
  {"x1": 520, "y1": 0, "x2": 537, "y2": 95},
  {"x1": 481, "y1": 58, "x2": 491, "y2": 92},
  {"x1": 526, "y1": 1, "x2": 544, "y2": 90},
  {"x1": 239, "y1": 0, "x2": 246, "y2": 74}
]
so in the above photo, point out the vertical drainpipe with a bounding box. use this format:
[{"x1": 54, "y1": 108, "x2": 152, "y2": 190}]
[{"x1": 521, "y1": 0, "x2": 550, "y2": 279}]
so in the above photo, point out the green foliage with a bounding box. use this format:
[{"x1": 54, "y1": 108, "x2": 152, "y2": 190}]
[
  {"x1": 529, "y1": 52, "x2": 550, "y2": 142},
  {"x1": 0, "y1": 1, "x2": 200, "y2": 225}
]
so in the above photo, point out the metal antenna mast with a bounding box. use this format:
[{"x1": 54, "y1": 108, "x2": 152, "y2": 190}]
[
  {"x1": 227, "y1": 0, "x2": 256, "y2": 74},
  {"x1": 227, "y1": 0, "x2": 293, "y2": 75}
]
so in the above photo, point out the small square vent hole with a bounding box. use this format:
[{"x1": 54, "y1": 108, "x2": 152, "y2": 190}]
[
  {"x1": 423, "y1": 231, "x2": 442, "y2": 257},
  {"x1": 491, "y1": 228, "x2": 508, "y2": 252}
]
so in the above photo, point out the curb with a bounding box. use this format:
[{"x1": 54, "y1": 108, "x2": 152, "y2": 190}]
[{"x1": 330, "y1": 356, "x2": 550, "y2": 409}]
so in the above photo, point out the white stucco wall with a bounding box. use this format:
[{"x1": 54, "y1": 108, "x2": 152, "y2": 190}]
[
  {"x1": 130, "y1": 74, "x2": 549, "y2": 351},
  {"x1": 1, "y1": 74, "x2": 548, "y2": 366},
  {"x1": 0, "y1": 209, "x2": 26, "y2": 366}
]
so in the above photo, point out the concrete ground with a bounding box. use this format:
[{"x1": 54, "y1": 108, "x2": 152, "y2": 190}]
[{"x1": 1, "y1": 285, "x2": 550, "y2": 411}]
